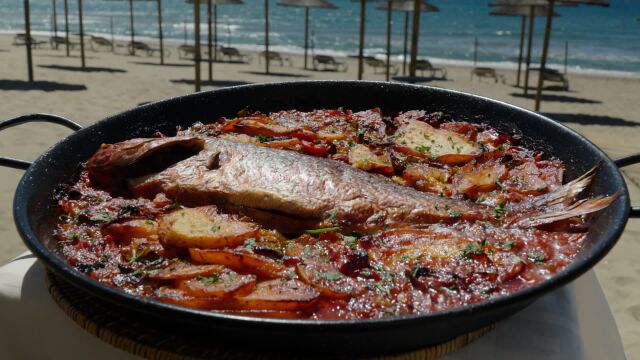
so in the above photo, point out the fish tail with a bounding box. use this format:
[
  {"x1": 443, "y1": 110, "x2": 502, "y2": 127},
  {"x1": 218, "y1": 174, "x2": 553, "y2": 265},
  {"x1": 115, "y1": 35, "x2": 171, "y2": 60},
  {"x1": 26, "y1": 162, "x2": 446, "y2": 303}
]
[{"x1": 506, "y1": 164, "x2": 617, "y2": 227}]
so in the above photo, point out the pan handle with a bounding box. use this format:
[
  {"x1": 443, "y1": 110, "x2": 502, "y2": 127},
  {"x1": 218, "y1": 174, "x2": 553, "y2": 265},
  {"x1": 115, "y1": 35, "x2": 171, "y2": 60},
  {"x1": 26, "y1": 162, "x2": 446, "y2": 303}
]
[
  {"x1": 0, "y1": 113, "x2": 83, "y2": 171},
  {"x1": 614, "y1": 153, "x2": 640, "y2": 218}
]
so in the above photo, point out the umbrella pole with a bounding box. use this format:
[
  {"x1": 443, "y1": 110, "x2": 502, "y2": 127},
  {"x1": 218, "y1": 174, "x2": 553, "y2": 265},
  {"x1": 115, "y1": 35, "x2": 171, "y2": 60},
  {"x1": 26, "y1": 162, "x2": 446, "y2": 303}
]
[
  {"x1": 357, "y1": 0, "x2": 365, "y2": 80},
  {"x1": 473, "y1": 37, "x2": 478, "y2": 66},
  {"x1": 304, "y1": 7, "x2": 309, "y2": 70},
  {"x1": 110, "y1": 16, "x2": 114, "y2": 51},
  {"x1": 409, "y1": 0, "x2": 420, "y2": 80},
  {"x1": 535, "y1": 0, "x2": 555, "y2": 112},
  {"x1": 385, "y1": 0, "x2": 391, "y2": 81},
  {"x1": 213, "y1": 5, "x2": 217, "y2": 61},
  {"x1": 23, "y1": 0, "x2": 34, "y2": 82},
  {"x1": 516, "y1": 15, "x2": 525, "y2": 87},
  {"x1": 158, "y1": 0, "x2": 164, "y2": 65},
  {"x1": 194, "y1": 0, "x2": 201, "y2": 91},
  {"x1": 183, "y1": 18, "x2": 187, "y2": 45},
  {"x1": 52, "y1": 0, "x2": 58, "y2": 46},
  {"x1": 264, "y1": 0, "x2": 269, "y2": 74},
  {"x1": 564, "y1": 40, "x2": 568, "y2": 74},
  {"x1": 403, "y1": 12, "x2": 408, "y2": 76},
  {"x1": 523, "y1": 6, "x2": 534, "y2": 95},
  {"x1": 207, "y1": 0, "x2": 213, "y2": 81},
  {"x1": 64, "y1": 0, "x2": 69, "y2": 56},
  {"x1": 129, "y1": 0, "x2": 135, "y2": 55},
  {"x1": 78, "y1": 0, "x2": 85, "y2": 68}
]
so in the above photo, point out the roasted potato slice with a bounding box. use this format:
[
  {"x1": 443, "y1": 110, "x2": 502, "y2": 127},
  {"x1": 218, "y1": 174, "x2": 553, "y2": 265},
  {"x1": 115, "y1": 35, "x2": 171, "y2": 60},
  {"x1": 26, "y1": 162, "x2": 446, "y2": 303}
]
[
  {"x1": 104, "y1": 219, "x2": 158, "y2": 242},
  {"x1": 454, "y1": 164, "x2": 506, "y2": 198},
  {"x1": 147, "y1": 259, "x2": 225, "y2": 280},
  {"x1": 393, "y1": 120, "x2": 481, "y2": 164},
  {"x1": 155, "y1": 287, "x2": 223, "y2": 310},
  {"x1": 189, "y1": 248, "x2": 290, "y2": 279},
  {"x1": 296, "y1": 262, "x2": 366, "y2": 299},
  {"x1": 235, "y1": 279, "x2": 319, "y2": 311},
  {"x1": 176, "y1": 269, "x2": 256, "y2": 298},
  {"x1": 347, "y1": 144, "x2": 394, "y2": 176},
  {"x1": 158, "y1": 206, "x2": 259, "y2": 249}
]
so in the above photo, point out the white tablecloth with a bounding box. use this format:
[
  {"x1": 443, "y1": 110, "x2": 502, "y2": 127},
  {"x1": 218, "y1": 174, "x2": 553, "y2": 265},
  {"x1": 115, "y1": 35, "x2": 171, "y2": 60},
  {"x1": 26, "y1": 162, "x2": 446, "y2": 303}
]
[{"x1": 0, "y1": 252, "x2": 627, "y2": 360}]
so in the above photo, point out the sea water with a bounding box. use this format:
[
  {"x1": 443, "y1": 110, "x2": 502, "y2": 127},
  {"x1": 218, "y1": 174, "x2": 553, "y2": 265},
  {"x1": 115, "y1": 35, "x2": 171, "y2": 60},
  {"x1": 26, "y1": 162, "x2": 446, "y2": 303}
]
[{"x1": 1, "y1": 0, "x2": 639, "y2": 77}]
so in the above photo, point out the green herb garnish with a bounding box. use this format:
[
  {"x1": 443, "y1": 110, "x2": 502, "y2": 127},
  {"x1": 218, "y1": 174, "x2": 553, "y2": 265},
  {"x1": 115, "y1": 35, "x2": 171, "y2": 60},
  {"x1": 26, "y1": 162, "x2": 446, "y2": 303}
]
[
  {"x1": 197, "y1": 274, "x2": 220, "y2": 285},
  {"x1": 501, "y1": 240, "x2": 514, "y2": 250},
  {"x1": 90, "y1": 213, "x2": 113, "y2": 223},
  {"x1": 243, "y1": 237, "x2": 257, "y2": 248},
  {"x1": 318, "y1": 272, "x2": 342, "y2": 281},
  {"x1": 493, "y1": 201, "x2": 506, "y2": 220},
  {"x1": 343, "y1": 235, "x2": 358, "y2": 249},
  {"x1": 415, "y1": 145, "x2": 431, "y2": 154},
  {"x1": 210, "y1": 225, "x2": 221, "y2": 232},
  {"x1": 304, "y1": 226, "x2": 342, "y2": 235},
  {"x1": 462, "y1": 242, "x2": 484, "y2": 258},
  {"x1": 527, "y1": 252, "x2": 546, "y2": 263}
]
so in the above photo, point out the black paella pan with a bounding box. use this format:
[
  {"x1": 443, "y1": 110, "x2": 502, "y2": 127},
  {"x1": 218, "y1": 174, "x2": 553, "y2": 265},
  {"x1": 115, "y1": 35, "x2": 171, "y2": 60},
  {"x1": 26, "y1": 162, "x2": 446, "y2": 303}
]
[{"x1": 1, "y1": 81, "x2": 638, "y2": 354}]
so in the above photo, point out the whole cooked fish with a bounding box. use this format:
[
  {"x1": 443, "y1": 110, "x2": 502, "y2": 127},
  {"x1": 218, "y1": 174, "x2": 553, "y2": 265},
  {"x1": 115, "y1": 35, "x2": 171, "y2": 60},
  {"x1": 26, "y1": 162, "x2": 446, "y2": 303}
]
[{"x1": 86, "y1": 136, "x2": 616, "y2": 233}]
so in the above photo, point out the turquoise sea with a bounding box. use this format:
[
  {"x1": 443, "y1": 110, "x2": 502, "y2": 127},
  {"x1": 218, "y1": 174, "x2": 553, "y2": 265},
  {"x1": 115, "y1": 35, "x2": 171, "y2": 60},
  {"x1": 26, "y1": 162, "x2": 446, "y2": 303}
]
[{"x1": 1, "y1": 0, "x2": 639, "y2": 76}]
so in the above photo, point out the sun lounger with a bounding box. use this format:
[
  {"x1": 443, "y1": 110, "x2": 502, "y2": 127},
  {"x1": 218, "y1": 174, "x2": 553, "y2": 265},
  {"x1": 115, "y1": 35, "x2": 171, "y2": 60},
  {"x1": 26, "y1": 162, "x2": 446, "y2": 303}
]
[
  {"x1": 415, "y1": 60, "x2": 447, "y2": 80},
  {"x1": 50, "y1": 36, "x2": 78, "y2": 50},
  {"x1": 533, "y1": 68, "x2": 569, "y2": 91},
  {"x1": 89, "y1": 36, "x2": 113, "y2": 52},
  {"x1": 470, "y1": 67, "x2": 504, "y2": 83},
  {"x1": 364, "y1": 56, "x2": 398, "y2": 75},
  {"x1": 13, "y1": 34, "x2": 46, "y2": 48},
  {"x1": 219, "y1": 47, "x2": 251, "y2": 63},
  {"x1": 258, "y1": 51, "x2": 293, "y2": 67},
  {"x1": 127, "y1": 41, "x2": 170, "y2": 57},
  {"x1": 312, "y1": 55, "x2": 348, "y2": 72}
]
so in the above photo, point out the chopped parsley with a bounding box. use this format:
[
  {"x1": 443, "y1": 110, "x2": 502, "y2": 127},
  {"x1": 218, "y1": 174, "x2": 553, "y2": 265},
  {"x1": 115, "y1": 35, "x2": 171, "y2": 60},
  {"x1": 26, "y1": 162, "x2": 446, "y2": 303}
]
[
  {"x1": 450, "y1": 210, "x2": 461, "y2": 217},
  {"x1": 415, "y1": 145, "x2": 431, "y2": 154},
  {"x1": 496, "y1": 143, "x2": 505, "y2": 151},
  {"x1": 462, "y1": 242, "x2": 484, "y2": 258},
  {"x1": 318, "y1": 272, "x2": 342, "y2": 281},
  {"x1": 90, "y1": 213, "x2": 113, "y2": 223},
  {"x1": 304, "y1": 226, "x2": 342, "y2": 235},
  {"x1": 343, "y1": 235, "x2": 358, "y2": 249},
  {"x1": 326, "y1": 210, "x2": 338, "y2": 223},
  {"x1": 527, "y1": 252, "x2": 546, "y2": 263},
  {"x1": 197, "y1": 274, "x2": 220, "y2": 285},
  {"x1": 493, "y1": 201, "x2": 506, "y2": 220},
  {"x1": 501, "y1": 240, "x2": 514, "y2": 250},
  {"x1": 243, "y1": 237, "x2": 257, "y2": 248},
  {"x1": 256, "y1": 135, "x2": 271, "y2": 143},
  {"x1": 210, "y1": 225, "x2": 221, "y2": 232}
]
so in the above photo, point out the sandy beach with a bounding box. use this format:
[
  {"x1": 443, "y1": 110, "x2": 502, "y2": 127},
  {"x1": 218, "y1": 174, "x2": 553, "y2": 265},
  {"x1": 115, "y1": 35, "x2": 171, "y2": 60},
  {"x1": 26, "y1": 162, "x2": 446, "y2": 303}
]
[{"x1": 1, "y1": 33, "x2": 639, "y2": 357}]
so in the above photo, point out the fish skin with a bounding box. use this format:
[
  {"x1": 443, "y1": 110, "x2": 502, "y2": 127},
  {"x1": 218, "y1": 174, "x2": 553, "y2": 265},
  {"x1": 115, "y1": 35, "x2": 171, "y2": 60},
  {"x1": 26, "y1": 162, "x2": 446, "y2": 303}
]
[{"x1": 125, "y1": 137, "x2": 490, "y2": 230}]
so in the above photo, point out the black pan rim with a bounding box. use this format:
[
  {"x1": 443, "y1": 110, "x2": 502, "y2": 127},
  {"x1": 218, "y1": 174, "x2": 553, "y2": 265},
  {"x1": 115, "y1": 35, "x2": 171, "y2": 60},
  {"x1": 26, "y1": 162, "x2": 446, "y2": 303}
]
[{"x1": 12, "y1": 80, "x2": 631, "y2": 329}]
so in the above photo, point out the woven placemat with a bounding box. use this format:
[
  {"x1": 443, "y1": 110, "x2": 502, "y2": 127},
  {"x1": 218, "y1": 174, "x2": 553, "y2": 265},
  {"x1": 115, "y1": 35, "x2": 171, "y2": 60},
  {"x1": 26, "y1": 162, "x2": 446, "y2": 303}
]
[{"x1": 45, "y1": 270, "x2": 495, "y2": 360}]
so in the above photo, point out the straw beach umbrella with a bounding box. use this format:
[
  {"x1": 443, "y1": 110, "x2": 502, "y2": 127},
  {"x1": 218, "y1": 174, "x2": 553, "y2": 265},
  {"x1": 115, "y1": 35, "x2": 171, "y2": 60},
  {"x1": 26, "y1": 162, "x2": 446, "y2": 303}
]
[
  {"x1": 277, "y1": 0, "x2": 338, "y2": 70},
  {"x1": 489, "y1": 5, "x2": 559, "y2": 89},
  {"x1": 490, "y1": 0, "x2": 609, "y2": 111},
  {"x1": 376, "y1": 0, "x2": 438, "y2": 78}
]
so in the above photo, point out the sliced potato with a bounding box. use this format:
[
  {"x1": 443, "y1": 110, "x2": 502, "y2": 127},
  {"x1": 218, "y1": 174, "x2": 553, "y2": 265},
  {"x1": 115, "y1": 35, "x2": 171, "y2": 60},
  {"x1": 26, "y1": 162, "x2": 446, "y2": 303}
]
[
  {"x1": 393, "y1": 120, "x2": 481, "y2": 164},
  {"x1": 147, "y1": 259, "x2": 225, "y2": 280},
  {"x1": 189, "y1": 248, "x2": 290, "y2": 279},
  {"x1": 158, "y1": 206, "x2": 259, "y2": 249},
  {"x1": 454, "y1": 165, "x2": 506, "y2": 198},
  {"x1": 347, "y1": 144, "x2": 394, "y2": 176},
  {"x1": 104, "y1": 219, "x2": 158, "y2": 242},
  {"x1": 235, "y1": 279, "x2": 319, "y2": 311},
  {"x1": 296, "y1": 262, "x2": 366, "y2": 299},
  {"x1": 155, "y1": 287, "x2": 223, "y2": 310},
  {"x1": 176, "y1": 269, "x2": 256, "y2": 298}
]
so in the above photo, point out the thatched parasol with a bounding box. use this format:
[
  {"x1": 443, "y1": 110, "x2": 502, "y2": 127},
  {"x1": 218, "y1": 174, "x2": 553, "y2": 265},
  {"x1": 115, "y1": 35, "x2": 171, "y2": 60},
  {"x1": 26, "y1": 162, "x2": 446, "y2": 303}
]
[
  {"x1": 489, "y1": 0, "x2": 609, "y2": 111},
  {"x1": 376, "y1": 0, "x2": 438, "y2": 78},
  {"x1": 489, "y1": 5, "x2": 559, "y2": 89},
  {"x1": 278, "y1": 0, "x2": 338, "y2": 70}
]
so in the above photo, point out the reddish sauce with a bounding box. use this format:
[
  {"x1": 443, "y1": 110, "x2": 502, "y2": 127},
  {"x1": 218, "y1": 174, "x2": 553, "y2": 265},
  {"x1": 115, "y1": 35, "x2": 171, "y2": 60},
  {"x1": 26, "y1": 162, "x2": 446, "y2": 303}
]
[{"x1": 54, "y1": 109, "x2": 588, "y2": 320}]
